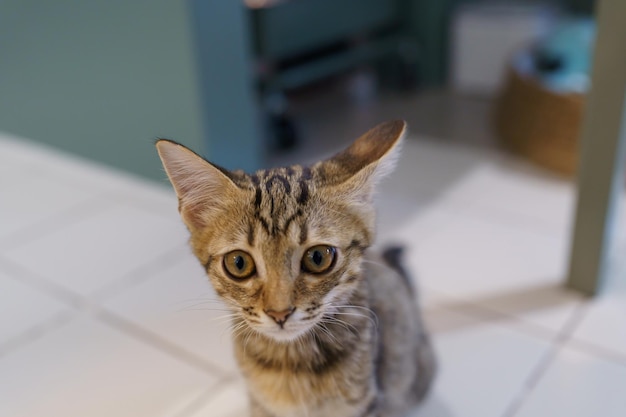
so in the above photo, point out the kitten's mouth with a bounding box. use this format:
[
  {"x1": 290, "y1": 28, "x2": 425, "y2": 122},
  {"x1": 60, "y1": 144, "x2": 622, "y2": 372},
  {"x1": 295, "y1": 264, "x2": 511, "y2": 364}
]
[
  {"x1": 265, "y1": 328, "x2": 308, "y2": 342},
  {"x1": 255, "y1": 320, "x2": 314, "y2": 343}
]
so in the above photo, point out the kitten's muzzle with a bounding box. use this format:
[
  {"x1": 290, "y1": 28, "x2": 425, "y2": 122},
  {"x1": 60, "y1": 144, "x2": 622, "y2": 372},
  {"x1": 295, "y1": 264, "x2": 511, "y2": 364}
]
[{"x1": 265, "y1": 307, "x2": 296, "y2": 328}]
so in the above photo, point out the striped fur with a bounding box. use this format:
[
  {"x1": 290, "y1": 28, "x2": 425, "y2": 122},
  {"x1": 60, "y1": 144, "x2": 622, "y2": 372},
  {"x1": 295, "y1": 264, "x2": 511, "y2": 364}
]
[{"x1": 156, "y1": 120, "x2": 436, "y2": 417}]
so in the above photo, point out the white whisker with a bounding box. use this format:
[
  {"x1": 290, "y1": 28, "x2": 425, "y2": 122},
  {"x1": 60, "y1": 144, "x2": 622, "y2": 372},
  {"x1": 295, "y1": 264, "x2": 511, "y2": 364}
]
[
  {"x1": 361, "y1": 259, "x2": 390, "y2": 270},
  {"x1": 321, "y1": 317, "x2": 359, "y2": 335}
]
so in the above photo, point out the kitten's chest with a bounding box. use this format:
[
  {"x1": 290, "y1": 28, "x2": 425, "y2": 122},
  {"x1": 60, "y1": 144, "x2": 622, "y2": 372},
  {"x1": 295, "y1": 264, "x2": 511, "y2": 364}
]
[
  {"x1": 238, "y1": 341, "x2": 375, "y2": 417},
  {"x1": 248, "y1": 369, "x2": 371, "y2": 417}
]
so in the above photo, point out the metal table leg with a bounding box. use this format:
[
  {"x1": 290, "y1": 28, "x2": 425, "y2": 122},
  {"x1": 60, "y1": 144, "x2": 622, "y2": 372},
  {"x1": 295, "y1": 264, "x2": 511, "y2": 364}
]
[{"x1": 567, "y1": 0, "x2": 626, "y2": 295}]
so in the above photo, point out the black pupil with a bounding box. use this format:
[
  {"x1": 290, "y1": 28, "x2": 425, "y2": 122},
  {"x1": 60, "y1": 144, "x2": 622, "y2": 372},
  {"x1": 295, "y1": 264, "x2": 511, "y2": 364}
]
[
  {"x1": 312, "y1": 250, "x2": 323, "y2": 266},
  {"x1": 234, "y1": 255, "x2": 245, "y2": 270}
]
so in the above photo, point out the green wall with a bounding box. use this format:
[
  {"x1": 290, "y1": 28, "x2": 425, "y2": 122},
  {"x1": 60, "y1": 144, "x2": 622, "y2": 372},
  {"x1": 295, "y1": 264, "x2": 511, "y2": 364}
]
[{"x1": 0, "y1": 0, "x2": 203, "y2": 180}]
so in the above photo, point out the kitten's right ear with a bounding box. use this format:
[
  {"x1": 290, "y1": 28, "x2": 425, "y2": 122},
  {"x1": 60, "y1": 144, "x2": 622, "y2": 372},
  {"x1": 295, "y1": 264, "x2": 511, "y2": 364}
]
[{"x1": 156, "y1": 140, "x2": 239, "y2": 229}]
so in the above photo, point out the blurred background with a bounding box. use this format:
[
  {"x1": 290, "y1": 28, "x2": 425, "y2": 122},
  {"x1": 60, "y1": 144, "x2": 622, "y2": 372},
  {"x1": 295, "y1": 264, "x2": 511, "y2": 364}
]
[
  {"x1": 0, "y1": 0, "x2": 596, "y2": 177},
  {"x1": 2, "y1": 1, "x2": 626, "y2": 417}
]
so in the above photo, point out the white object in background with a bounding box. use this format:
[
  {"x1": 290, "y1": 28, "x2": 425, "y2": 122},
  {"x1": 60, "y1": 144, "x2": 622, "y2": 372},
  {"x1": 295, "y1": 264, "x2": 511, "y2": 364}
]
[{"x1": 450, "y1": 2, "x2": 556, "y2": 96}]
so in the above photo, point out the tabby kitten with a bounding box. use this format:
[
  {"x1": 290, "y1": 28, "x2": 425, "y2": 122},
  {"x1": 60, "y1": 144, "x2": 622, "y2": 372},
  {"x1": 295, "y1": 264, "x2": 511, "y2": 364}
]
[{"x1": 156, "y1": 120, "x2": 435, "y2": 417}]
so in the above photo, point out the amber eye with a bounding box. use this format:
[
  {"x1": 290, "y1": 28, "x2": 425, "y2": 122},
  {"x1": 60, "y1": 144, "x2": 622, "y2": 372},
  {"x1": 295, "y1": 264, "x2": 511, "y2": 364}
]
[
  {"x1": 302, "y1": 245, "x2": 337, "y2": 274},
  {"x1": 223, "y1": 250, "x2": 256, "y2": 280}
]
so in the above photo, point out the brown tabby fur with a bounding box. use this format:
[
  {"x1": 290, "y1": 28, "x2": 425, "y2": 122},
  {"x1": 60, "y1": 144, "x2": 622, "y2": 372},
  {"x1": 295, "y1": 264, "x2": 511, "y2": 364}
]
[{"x1": 156, "y1": 120, "x2": 436, "y2": 417}]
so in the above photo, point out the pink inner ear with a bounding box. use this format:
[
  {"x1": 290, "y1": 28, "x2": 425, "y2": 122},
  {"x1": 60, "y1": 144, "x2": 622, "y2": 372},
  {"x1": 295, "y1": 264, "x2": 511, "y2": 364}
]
[{"x1": 156, "y1": 139, "x2": 241, "y2": 230}]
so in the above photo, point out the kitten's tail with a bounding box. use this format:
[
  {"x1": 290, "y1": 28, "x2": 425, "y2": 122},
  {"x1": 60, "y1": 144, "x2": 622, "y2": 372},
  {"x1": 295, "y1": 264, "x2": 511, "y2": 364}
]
[{"x1": 382, "y1": 245, "x2": 415, "y2": 294}]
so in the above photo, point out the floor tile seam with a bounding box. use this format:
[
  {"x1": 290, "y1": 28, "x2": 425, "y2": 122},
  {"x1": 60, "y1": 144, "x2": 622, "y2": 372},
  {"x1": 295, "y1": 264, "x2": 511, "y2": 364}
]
[
  {"x1": 175, "y1": 377, "x2": 242, "y2": 417},
  {"x1": 0, "y1": 195, "x2": 116, "y2": 252},
  {"x1": 0, "y1": 310, "x2": 76, "y2": 360},
  {"x1": 421, "y1": 285, "x2": 582, "y2": 342},
  {"x1": 0, "y1": 234, "x2": 190, "y2": 309},
  {"x1": 90, "y1": 242, "x2": 192, "y2": 302},
  {"x1": 96, "y1": 307, "x2": 229, "y2": 378},
  {"x1": 565, "y1": 337, "x2": 626, "y2": 368},
  {"x1": 500, "y1": 302, "x2": 590, "y2": 417},
  {"x1": 171, "y1": 379, "x2": 228, "y2": 417},
  {"x1": 0, "y1": 254, "x2": 229, "y2": 378},
  {"x1": 499, "y1": 333, "x2": 563, "y2": 417},
  {"x1": 0, "y1": 254, "x2": 91, "y2": 310},
  {"x1": 427, "y1": 301, "x2": 560, "y2": 344}
]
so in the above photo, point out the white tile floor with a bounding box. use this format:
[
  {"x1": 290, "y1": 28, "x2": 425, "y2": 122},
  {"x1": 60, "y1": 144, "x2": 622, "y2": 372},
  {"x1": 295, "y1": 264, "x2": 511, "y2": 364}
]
[{"x1": 1, "y1": 124, "x2": 625, "y2": 417}]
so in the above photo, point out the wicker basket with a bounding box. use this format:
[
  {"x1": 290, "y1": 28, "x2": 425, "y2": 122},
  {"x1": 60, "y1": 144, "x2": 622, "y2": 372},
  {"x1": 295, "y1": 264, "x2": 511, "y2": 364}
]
[{"x1": 494, "y1": 68, "x2": 586, "y2": 175}]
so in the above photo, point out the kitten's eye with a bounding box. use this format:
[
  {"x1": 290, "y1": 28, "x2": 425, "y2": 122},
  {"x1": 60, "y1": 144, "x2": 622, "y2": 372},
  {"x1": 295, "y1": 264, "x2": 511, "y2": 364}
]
[
  {"x1": 302, "y1": 245, "x2": 337, "y2": 274},
  {"x1": 223, "y1": 250, "x2": 256, "y2": 280}
]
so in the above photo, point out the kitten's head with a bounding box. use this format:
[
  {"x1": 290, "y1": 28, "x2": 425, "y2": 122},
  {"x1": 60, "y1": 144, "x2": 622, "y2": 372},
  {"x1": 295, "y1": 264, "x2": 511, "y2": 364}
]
[{"x1": 156, "y1": 120, "x2": 405, "y2": 342}]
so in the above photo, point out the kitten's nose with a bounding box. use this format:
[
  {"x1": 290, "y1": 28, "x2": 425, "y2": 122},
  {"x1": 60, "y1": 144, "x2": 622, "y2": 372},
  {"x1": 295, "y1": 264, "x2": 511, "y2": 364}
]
[{"x1": 265, "y1": 307, "x2": 295, "y2": 327}]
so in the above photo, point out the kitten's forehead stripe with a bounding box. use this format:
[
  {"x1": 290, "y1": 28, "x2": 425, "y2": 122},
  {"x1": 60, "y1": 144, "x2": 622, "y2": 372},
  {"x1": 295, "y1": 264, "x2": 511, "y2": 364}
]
[
  {"x1": 301, "y1": 166, "x2": 312, "y2": 180},
  {"x1": 265, "y1": 174, "x2": 291, "y2": 194},
  {"x1": 299, "y1": 220, "x2": 308, "y2": 244},
  {"x1": 282, "y1": 209, "x2": 303, "y2": 237},
  {"x1": 297, "y1": 167, "x2": 311, "y2": 206},
  {"x1": 248, "y1": 164, "x2": 311, "y2": 239},
  {"x1": 254, "y1": 187, "x2": 262, "y2": 209},
  {"x1": 247, "y1": 222, "x2": 255, "y2": 246},
  {"x1": 258, "y1": 216, "x2": 271, "y2": 236}
]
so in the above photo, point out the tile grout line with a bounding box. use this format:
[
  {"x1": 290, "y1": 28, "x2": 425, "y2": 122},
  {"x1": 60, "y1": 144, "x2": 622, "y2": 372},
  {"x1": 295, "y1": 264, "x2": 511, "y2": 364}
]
[
  {"x1": 0, "y1": 254, "x2": 228, "y2": 379},
  {"x1": 439, "y1": 289, "x2": 626, "y2": 368},
  {"x1": 96, "y1": 308, "x2": 227, "y2": 377},
  {"x1": 0, "y1": 310, "x2": 76, "y2": 360},
  {"x1": 426, "y1": 303, "x2": 555, "y2": 343},
  {"x1": 0, "y1": 196, "x2": 114, "y2": 252},
  {"x1": 0, "y1": 254, "x2": 89, "y2": 310},
  {"x1": 90, "y1": 242, "x2": 192, "y2": 302},
  {"x1": 421, "y1": 285, "x2": 583, "y2": 346},
  {"x1": 171, "y1": 383, "x2": 222, "y2": 417},
  {"x1": 566, "y1": 336, "x2": 626, "y2": 368},
  {"x1": 500, "y1": 302, "x2": 590, "y2": 417},
  {"x1": 500, "y1": 344, "x2": 561, "y2": 417},
  {"x1": 173, "y1": 374, "x2": 243, "y2": 417}
]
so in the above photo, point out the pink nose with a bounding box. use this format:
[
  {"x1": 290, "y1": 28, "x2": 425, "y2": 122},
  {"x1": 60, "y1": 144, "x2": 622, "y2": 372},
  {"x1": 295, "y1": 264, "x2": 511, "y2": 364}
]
[{"x1": 265, "y1": 307, "x2": 295, "y2": 326}]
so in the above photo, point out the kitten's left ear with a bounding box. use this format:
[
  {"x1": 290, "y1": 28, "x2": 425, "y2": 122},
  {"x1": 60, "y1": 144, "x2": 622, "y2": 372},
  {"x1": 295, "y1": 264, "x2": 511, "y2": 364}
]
[
  {"x1": 318, "y1": 120, "x2": 406, "y2": 201},
  {"x1": 155, "y1": 139, "x2": 241, "y2": 230}
]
